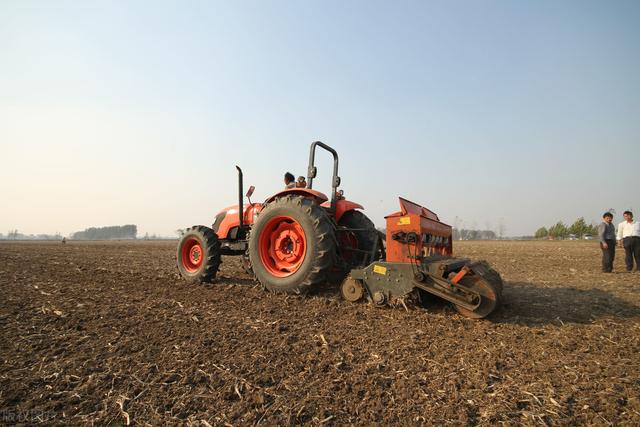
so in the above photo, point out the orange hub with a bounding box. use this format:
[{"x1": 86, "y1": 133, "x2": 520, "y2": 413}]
[
  {"x1": 259, "y1": 216, "x2": 307, "y2": 277},
  {"x1": 181, "y1": 237, "x2": 203, "y2": 273}
]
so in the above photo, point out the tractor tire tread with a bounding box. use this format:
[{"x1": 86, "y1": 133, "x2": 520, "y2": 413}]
[
  {"x1": 249, "y1": 195, "x2": 336, "y2": 294},
  {"x1": 177, "y1": 225, "x2": 221, "y2": 284}
]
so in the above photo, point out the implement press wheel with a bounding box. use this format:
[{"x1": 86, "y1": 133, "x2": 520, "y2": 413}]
[
  {"x1": 341, "y1": 276, "x2": 365, "y2": 302},
  {"x1": 454, "y1": 275, "x2": 500, "y2": 319}
]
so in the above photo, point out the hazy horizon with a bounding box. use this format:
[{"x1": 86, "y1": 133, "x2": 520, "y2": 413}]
[{"x1": 1, "y1": 1, "x2": 639, "y2": 237}]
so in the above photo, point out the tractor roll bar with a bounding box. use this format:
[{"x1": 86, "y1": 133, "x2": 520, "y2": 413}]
[{"x1": 307, "y1": 141, "x2": 340, "y2": 215}]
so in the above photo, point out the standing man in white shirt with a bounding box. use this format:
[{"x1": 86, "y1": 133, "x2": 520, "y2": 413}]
[{"x1": 617, "y1": 210, "x2": 640, "y2": 272}]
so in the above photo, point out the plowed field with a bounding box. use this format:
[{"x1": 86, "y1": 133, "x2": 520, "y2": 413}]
[{"x1": 1, "y1": 240, "x2": 639, "y2": 425}]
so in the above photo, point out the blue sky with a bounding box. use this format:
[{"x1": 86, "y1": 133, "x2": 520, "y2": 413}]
[{"x1": 1, "y1": 0, "x2": 638, "y2": 236}]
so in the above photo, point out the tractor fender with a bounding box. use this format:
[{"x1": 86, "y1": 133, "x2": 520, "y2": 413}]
[
  {"x1": 321, "y1": 199, "x2": 364, "y2": 222},
  {"x1": 264, "y1": 188, "x2": 328, "y2": 205}
]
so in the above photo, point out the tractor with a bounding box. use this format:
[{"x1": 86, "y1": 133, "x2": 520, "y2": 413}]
[{"x1": 177, "y1": 141, "x2": 503, "y2": 318}]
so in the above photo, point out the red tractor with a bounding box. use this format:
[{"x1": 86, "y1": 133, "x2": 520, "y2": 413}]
[{"x1": 177, "y1": 142, "x2": 502, "y2": 318}]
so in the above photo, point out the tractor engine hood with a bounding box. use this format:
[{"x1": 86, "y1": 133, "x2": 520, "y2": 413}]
[{"x1": 212, "y1": 203, "x2": 263, "y2": 239}]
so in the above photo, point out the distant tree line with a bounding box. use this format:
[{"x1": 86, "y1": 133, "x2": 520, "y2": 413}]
[
  {"x1": 2, "y1": 230, "x2": 63, "y2": 241},
  {"x1": 5, "y1": 230, "x2": 20, "y2": 240},
  {"x1": 453, "y1": 229, "x2": 497, "y2": 240},
  {"x1": 534, "y1": 217, "x2": 597, "y2": 239},
  {"x1": 142, "y1": 232, "x2": 175, "y2": 240},
  {"x1": 377, "y1": 227, "x2": 499, "y2": 241},
  {"x1": 72, "y1": 225, "x2": 137, "y2": 240}
]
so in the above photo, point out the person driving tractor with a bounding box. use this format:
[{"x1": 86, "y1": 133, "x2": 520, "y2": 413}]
[{"x1": 284, "y1": 172, "x2": 296, "y2": 189}]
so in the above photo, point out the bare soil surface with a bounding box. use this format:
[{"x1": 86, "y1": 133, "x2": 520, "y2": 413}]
[{"x1": 1, "y1": 240, "x2": 639, "y2": 425}]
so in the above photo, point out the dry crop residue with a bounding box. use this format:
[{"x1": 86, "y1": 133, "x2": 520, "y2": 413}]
[{"x1": 1, "y1": 240, "x2": 639, "y2": 425}]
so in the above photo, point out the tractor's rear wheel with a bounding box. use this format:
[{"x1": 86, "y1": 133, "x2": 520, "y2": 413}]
[
  {"x1": 329, "y1": 210, "x2": 383, "y2": 284},
  {"x1": 176, "y1": 226, "x2": 221, "y2": 283},
  {"x1": 249, "y1": 195, "x2": 336, "y2": 293},
  {"x1": 337, "y1": 210, "x2": 382, "y2": 267},
  {"x1": 454, "y1": 275, "x2": 500, "y2": 319}
]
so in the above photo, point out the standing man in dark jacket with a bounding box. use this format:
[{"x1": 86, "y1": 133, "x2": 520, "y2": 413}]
[{"x1": 598, "y1": 212, "x2": 616, "y2": 273}]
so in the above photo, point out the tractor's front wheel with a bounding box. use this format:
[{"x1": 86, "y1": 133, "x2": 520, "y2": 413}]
[
  {"x1": 249, "y1": 195, "x2": 336, "y2": 293},
  {"x1": 176, "y1": 226, "x2": 221, "y2": 283}
]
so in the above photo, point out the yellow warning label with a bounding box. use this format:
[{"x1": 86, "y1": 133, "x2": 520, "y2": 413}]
[
  {"x1": 397, "y1": 216, "x2": 411, "y2": 225},
  {"x1": 373, "y1": 265, "x2": 387, "y2": 275}
]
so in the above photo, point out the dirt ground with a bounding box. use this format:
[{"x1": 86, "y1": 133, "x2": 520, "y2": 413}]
[{"x1": 1, "y1": 240, "x2": 639, "y2": 425}]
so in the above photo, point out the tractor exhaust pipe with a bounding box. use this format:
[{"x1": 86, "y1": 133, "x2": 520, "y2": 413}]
[{"x1": 235, "y1": 166, "x2": 244, "y2": 233}]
